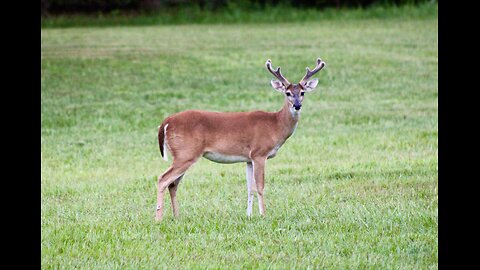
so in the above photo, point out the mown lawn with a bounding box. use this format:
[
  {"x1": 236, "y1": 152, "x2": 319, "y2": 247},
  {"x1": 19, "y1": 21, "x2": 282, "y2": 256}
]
[{"x1": 41, "y1": 7, "x2": 437, "y2": 269}]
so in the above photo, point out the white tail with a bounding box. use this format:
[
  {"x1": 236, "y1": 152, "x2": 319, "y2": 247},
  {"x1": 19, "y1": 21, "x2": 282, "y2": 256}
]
[
  {"x1": 162, "y1": 124, "x2": 169, "y2": 161},
  {"x1": 155, "y1": 58, "x2": 326, "y2": 221}
]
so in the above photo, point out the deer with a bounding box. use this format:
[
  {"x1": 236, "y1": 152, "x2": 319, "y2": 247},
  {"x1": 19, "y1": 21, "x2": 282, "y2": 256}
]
[{"x1": 155, "y1": 57, "x2": 326, "y2": 221}]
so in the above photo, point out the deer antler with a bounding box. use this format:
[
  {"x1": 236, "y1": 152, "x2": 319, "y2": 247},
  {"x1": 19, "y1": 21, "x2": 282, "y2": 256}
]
[
  {"x1": 299, "y1": 58, "x2": 326, "y2": 85},
  {"x1": 266, "y1": 59, "x2": 291, "y2": 87}
]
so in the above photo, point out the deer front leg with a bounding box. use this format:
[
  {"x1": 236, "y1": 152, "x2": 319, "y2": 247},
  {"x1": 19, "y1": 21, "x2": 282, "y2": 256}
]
[
  {"x1": 252, "y1": 157, "x2": 266, "y2": 215},
  {"x1": 246, "y1": 162, "x2": 255, "y2": 217}
]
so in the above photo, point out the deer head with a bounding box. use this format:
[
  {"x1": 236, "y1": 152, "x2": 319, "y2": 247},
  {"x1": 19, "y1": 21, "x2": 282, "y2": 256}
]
[{"x1": 266, "y1": 58, "x2": 326, "y2": 111}]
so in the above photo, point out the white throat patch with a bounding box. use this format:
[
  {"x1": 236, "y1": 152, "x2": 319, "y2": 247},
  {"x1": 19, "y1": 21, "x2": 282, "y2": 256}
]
[{"x1": 289, "y1": 106, "x2": 301, "y2": 118}]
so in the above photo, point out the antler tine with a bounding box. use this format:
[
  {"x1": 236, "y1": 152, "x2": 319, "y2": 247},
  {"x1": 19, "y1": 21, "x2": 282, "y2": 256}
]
[
  {"x1": 299, "y1": 58, "x2": 326, "y2": 85},
  {"x1": 266, "y1": 59, "x2": 291, "y2": 87}
]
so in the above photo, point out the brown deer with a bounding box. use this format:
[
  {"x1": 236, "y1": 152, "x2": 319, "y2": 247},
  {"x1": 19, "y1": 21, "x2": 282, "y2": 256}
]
[{"x1": 155, "y1": 58, "x2": 326, "y2": 221}]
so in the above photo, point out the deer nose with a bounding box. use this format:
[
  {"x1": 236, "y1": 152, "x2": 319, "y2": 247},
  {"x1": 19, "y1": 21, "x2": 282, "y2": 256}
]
[{"x1": 293, "y1": 104, "x2": 302, "y2": 111}]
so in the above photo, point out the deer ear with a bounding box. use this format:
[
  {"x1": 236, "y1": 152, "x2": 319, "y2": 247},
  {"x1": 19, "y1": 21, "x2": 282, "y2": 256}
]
[
  {"x1": 304, "y1": 78, "x2": 318, "y2": 92},
  {"x1": 270, "y1": 80, "x2": 286, "y2": 92}
]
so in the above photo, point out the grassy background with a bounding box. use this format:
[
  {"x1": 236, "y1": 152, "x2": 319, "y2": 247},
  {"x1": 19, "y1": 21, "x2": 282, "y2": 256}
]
[{"x1": 41, "y1": 5, "x2": 438, "y2": 269}]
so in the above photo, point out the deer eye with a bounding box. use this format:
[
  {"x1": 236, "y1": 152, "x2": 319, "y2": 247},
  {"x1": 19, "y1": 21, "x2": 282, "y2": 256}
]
[
  {"x1": 300, "y1": 92, "x2": 305, "y2": 96},
  {"x1": 285, "y1": 92, "x2": 291, "y2": 96}
]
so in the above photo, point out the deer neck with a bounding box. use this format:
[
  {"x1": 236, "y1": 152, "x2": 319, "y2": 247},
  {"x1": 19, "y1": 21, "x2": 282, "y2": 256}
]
[{"x1": 276, "y1": 98, "x2": 300, "y2": 139}]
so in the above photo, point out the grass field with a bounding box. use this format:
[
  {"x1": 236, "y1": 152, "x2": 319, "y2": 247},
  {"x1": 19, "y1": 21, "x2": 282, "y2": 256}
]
[{"x1": 41, "y1": 6, "x2": 438, "y2": 269}]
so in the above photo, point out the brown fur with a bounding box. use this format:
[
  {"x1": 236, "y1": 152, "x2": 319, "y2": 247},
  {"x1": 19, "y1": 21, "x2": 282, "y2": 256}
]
[
  {"x1": 155, "y1": 99, "x2": 298, "y2": 221},
  {"x1": 154, "y1": 58, "x2": 325, "y2": 221},
  {"x1": 161, "y1": 100, "x2": 297, "y2": 161}
]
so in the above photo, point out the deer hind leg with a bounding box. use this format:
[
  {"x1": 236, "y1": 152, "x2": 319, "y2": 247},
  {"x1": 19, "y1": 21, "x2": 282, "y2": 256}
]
[
  {"x1": 246, "y1": 162, "x2": 255, "y2": 217},
  {"x1": 168, "y1": 174, "x2": 184, "y2": 218},
  {"x1": 156, "y1": 158, "x2": 197, "y2": 221}
]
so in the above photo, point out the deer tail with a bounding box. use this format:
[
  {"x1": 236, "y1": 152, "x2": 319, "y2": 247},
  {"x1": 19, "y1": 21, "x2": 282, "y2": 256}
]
[{"x1": 158, "y1": 122, "x2": 169, "y2": 161}]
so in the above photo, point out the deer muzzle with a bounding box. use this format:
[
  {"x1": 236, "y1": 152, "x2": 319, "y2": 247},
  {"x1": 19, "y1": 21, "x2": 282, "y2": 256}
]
[{"x1": 293, "y1": 100, "x2": 302, "y2": 111}]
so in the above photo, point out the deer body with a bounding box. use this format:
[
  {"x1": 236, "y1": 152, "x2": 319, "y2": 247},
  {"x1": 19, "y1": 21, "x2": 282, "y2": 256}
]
[
  {"x1": 160, "y1": 101, "x2": 299, "y2": 162},
  {"x1": 155, "y1": 58, "x2": 325, "y2": 221}
]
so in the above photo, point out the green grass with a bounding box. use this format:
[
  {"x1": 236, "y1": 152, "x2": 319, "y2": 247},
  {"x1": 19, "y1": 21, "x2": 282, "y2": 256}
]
[{"x1": 41, "y1": 6, "x2": 438, "y2": 269}]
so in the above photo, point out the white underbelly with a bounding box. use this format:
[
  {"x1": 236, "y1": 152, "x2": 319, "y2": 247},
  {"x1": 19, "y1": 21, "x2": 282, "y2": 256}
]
[
  {"x1": 203, "y1": 152, "x2": 251, "y2": 164},
  {"x1": 267, "y1": 144, "x2": 283, "y2": 159}
]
